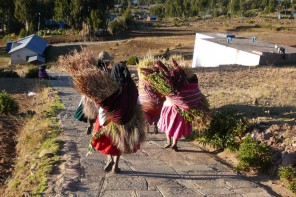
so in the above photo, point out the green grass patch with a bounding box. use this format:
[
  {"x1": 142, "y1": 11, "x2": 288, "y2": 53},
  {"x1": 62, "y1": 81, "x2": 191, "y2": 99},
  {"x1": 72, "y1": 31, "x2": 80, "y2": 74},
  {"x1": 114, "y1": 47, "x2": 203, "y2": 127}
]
[{"x1": 4, "y1": 88, "x2": 64, "y2": 196}]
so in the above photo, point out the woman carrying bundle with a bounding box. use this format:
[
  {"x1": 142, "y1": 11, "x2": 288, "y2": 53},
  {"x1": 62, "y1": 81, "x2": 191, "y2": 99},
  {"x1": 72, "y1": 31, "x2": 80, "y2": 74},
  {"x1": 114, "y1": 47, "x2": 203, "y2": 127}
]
[
  {"x1": 91, "y1": 61, "x2": 145, "y2": 174},
  {"x1": 73, "y1": 51, "x2": 113, "y2": 135},
  {"x1": 59, "y1": 49, "x2": 145, "y2": 174},
  {"x1": 159, "y1": 73, "x2": 201, "y2": 151},
  {"x1": 139, "y1": 59, "x2": 210, "y2": 152}
]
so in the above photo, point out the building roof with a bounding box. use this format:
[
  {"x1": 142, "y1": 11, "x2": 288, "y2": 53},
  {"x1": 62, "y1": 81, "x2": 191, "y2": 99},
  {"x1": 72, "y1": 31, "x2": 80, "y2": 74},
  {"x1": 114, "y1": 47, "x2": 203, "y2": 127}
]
[
  {"x1": 198, "y1": 32, "x2": 296, "y2": 55},
  {"x1": 8, "y1": 34, "x2": 48, "y2": 54}
]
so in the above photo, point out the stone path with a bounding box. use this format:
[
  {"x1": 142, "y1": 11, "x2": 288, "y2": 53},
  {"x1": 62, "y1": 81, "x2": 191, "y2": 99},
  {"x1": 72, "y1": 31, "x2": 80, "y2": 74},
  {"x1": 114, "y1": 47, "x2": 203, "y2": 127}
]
[{"x1": 45, "y1": 72, "x2": 278, "y2": 197}]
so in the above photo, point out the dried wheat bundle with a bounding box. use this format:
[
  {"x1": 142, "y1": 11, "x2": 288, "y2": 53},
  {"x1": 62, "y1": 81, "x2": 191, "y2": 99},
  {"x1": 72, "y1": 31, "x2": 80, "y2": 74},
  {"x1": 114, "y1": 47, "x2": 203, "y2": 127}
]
[
  {"x1": 101, "y1": 105, "x2": 146, "y2": 153},
  {"x1": 73, "y1": 69, "x2": 118, "y2": 103},
  {"x1": 82, "y1": 97, "x2": 99, "y2": 120},
  {"x1": 57, "y1": 47, "x2": 97, "y2": 76}
]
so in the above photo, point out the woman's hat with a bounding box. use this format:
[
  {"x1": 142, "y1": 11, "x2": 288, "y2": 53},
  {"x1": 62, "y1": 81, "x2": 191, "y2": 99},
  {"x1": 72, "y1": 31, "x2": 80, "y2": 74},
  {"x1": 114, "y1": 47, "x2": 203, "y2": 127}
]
[{"x1": 98, "y1": 51, "x2": 114, "y2": 62}]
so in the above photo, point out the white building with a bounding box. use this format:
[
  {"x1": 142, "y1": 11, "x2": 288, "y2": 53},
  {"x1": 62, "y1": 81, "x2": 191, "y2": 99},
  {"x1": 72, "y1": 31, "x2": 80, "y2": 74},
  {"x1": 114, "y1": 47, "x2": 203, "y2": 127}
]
[
  {"x1": 9, "y1": 34, "x2": 48, "y2": 65},
  {"x1": 192, "y1": 33, "x2": 296, "y2": 67}
]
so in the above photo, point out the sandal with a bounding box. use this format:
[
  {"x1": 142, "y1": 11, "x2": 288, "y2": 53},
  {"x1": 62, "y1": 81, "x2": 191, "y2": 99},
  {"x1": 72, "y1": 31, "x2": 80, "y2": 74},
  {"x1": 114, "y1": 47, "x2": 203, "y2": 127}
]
[
  {"x1": 104, "y1": 160, "x2": 114, "y2": 172},
  {"x1": 111, "y1": 167, "x2": 121, "y2": 174},
  {"x1": 171, "y1": 145, "x2": 179, "y2": 152},
  {"x1": 162, "y1": 143, "x2": 171, "y2": 149}
]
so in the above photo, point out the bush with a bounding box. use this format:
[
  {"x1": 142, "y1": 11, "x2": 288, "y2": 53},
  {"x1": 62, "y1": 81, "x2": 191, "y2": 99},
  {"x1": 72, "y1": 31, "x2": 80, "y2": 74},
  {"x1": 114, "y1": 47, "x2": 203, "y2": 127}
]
[
  {"x1": 279, "y1": 166, "x2": 295, "y2": 182},
  {"x1": 196, "y1": 110, "x2": 247, "y2": 151},
  {"x1": 25, "y1": 67, "x2": 39, "y2": 78},
  {"x1": 126, "y1": 56, "x2": 138, "y2": 65},
  {"x1": 237, "y1": 134, "x2": 271, "y2": 173},
  {"x1": 0, "y1": 69, "x2": 20, "y2": 78},
  {"x1": 0, "y1": 91, "x2": 19, "y2": 114},
  {"x1": 289, "y1": 179, "x2": 296, "y2": 194},
  {"x1": 108, "y1": 20, "x2": 124, "y2": 35}
]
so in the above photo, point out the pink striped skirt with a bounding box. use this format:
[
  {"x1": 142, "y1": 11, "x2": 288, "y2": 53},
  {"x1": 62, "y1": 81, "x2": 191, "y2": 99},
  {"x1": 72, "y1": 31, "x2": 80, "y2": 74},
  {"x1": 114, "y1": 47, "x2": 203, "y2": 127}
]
[{"x1": 157, "y1": 99, "x2": 192, "y2": 140}]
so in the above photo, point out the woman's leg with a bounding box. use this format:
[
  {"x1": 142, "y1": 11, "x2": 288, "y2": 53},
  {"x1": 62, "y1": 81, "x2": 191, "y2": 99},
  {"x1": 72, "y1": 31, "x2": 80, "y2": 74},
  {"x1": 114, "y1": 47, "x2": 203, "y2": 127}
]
[
  {"x1": 153, "y1": 122, "x2": 158, "y2": 134},
  {"x1": 163, "y1": 134, "x2": 171, "y2": 148},
  {"x1": 112, "y1": 155, "x2": 121, "y2": 173},
  {"x1": 171, "y1": 138, "x2": 179, "y2": 151},
  {"x1": 104, "y1": 155, "x2": 114, "y2": 172}
]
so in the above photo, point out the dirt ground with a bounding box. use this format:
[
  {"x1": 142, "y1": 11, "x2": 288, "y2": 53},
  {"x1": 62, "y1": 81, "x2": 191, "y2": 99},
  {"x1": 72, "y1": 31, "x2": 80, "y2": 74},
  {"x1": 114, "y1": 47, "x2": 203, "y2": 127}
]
[
  {"x1": 1, "y1": 17, "x2": 296, "y2": 195},
  {"x1": 0, "y1": 79, "x2": 41, "y2": 191}
]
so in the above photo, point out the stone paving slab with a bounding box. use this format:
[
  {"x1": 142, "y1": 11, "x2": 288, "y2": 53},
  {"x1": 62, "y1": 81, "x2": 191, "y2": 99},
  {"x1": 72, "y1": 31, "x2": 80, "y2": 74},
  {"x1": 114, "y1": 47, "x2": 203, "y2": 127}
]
[{"x1": 44, "y1": 72, "x2": 279, "y2": 197}]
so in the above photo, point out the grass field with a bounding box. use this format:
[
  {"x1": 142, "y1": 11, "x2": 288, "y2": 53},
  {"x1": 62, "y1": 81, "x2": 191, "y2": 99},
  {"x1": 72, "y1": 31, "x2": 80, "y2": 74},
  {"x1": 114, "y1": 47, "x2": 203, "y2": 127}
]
[{"x1": 0, "y1": 53, "x2": 10, "y2": 68}]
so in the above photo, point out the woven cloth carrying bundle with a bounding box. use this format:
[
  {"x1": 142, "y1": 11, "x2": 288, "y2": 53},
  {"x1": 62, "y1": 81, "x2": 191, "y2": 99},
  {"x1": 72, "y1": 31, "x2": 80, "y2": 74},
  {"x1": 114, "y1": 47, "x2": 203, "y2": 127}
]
[
  {"x1": 139, "y1": 79, "x2": 165, "y2": 124},
  {"x1": 167, "y1": 83, "x2": 204, "y2": 111}
]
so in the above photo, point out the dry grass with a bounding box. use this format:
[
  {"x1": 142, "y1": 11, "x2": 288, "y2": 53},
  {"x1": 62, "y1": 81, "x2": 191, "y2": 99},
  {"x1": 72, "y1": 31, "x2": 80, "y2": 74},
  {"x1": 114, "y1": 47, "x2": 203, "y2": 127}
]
[
  {"x1": 73, "y1": 69, "x2": 118, "y2": 102},
  {"x1": 58, "y1": 48, "x2": 118, "y2": 102},
  {"x1": 57, "y1": 47, "x2": 97, "y2": 75},
  {"x1": 0, "y1": 53, "x2": 10, "y2": 68},
  {"x1": 195, "y1": 66, "x2": 296, "y2": 120},
  {"x1": 4, "y1": 87, "x2": 64, "y2": 196}
]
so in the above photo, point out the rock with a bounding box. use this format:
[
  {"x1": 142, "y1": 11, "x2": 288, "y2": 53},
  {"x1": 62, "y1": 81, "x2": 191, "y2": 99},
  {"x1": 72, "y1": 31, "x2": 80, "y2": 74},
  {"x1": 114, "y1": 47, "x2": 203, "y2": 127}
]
[
  {"x1": 271, "y1": 151, "x2": 282, "y2": 165},
  {"x1": 282, "y1": 152, "x2": 296, "y2": 166},
  {"x1": 264, "y1": 132, "x2": 273, "y2": 140}
]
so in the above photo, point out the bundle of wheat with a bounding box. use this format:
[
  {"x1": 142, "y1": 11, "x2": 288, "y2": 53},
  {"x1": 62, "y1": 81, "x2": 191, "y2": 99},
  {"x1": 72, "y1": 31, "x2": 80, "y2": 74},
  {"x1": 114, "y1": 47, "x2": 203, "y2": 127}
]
[
  {"x1": 72, "y1": 69, "x2": 118, "y2": 103},
  {"x1": 103, "y1": 105, "x2": 146, "y2": 153},
  {"x1": 57, "y1": 48, "x2": 97, "y2": 76}
]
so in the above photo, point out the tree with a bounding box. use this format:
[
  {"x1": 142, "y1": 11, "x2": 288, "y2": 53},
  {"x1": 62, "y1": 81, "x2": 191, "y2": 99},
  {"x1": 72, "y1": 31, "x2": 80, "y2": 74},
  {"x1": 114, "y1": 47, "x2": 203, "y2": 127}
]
[
  {"x1": 0, "y1": 0, "x2": 15, "y2": 33},
  {"x1": 267, "y1": 0, "x2": 275, "y2": 13},
  {"x1": 230, "y1": 0, "x2": 240, "y2": 16},
  {"x1": 14, "y1": 0, "x2": 37, "y2": 32},
  {"x1": 69, "y1": 0, "x2": 84, "y2": 29},
  {"x1": 86, "y1": 0, "x2": 114, "y2": 33},
  {"x1": 54, "y1": 0, "x2": 71, "y2": 24},
  {"x1": 240, "y1": 0, "x2": 244, "y2": 17}
]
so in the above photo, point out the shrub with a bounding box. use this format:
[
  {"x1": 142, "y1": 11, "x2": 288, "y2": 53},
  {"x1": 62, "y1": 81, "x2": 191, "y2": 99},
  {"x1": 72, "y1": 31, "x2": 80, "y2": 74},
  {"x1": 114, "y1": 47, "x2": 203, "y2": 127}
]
[
  {"x1": 0, "y1": 69, "x2": 20, "y2": 78},
  {"x1": 196, "y1": 110, "x2": 247, "y2": 151},
  {"x1": 0, "y1": 91, "x2": 19, "y2": 114},
  {"x1": 279, "y1": 166, "x2": 295, "y2": 182},
  {"x1": 126, "y1": 56, "x2": 138, "y2": 65},
  {"x1": 108, "y1": 20, "x2": 124, "y2": 35},
  {"x1": 237, "y1": 134, "x2": 271, "y2": 173},
  {"x1": 289, "y1": 179, "x2": 296, "y2": 194},
  {"x1": 25, "y1": 67, "x2": 39, "y2": 78}
]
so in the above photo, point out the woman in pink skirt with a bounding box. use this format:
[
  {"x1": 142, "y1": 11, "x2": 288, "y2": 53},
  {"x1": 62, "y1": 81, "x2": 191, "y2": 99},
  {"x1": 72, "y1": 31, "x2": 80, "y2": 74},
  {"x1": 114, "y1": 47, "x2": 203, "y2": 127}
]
[
  {"x1": 157, "y1": 97, "x2": 192, "y2": 151},
  {"x1": 157, "y1": 75, "x2": 199, "y2": 151}
]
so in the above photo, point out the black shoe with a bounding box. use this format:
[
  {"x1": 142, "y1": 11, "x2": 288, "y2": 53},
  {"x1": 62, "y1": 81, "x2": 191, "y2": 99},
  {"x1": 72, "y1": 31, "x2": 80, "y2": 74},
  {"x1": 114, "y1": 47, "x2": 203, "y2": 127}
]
[{"x1": 104, "y1": 161, "x2": 114, "y2": 172}]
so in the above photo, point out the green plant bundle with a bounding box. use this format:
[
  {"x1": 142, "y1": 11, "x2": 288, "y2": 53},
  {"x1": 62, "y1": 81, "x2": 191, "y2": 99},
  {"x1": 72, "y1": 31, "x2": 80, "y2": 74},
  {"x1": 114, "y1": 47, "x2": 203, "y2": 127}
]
[
  {"x1": 237, "y1": 134, "x2": 271, "y2": 173},
  {"x1": 146, "y1": 72, "x2": 174, "y2": 96},
  {"x1": 0, "y1": 91, "x2": 19, "y2": 114}
]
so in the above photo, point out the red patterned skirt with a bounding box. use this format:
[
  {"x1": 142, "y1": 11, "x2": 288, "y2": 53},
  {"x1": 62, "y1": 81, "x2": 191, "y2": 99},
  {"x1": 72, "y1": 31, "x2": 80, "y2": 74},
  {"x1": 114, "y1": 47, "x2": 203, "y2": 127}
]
[{"x1": 91, "y1": 118, "x2": 121, "y2": 155}]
